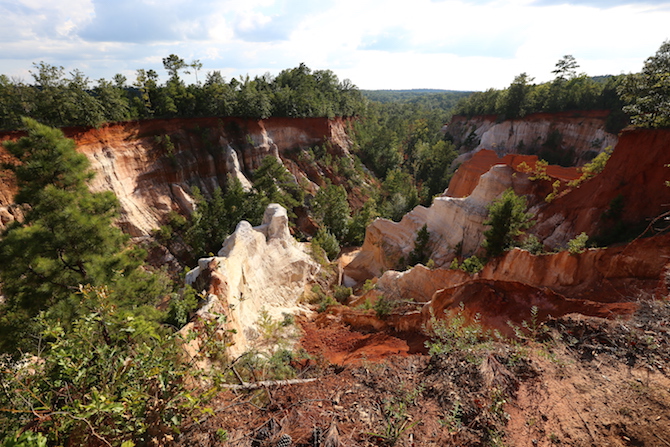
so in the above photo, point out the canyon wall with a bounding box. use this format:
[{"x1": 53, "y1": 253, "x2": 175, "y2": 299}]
[
  {"x1": 346, "y1": 125, "x2": 670, "y2": 286},
  {"x1": 535, "y1": 127, "x2": 670, "y2": 247},
  {"x1": 444, "y1": 110, "x2": 618, "y2": 167},
  {"x1": 0, "y1": 116, "x2": 353, "y2": 235}
]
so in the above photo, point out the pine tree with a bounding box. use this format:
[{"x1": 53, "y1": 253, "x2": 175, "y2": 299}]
[
  {"x1": 0, "y1": 118, "x2": 167, "y2": 354},
  {"x1": 482, "y1": 189, "x2": 534, "y2": 258}
]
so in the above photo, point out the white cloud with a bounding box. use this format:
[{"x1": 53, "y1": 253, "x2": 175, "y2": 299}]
[{"x1": 0, "y1": 0, "x2": 668, "y2": 90}]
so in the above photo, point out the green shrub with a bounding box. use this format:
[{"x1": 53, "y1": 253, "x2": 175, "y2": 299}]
[
  {"x1": 165, "y1": 285, "x2": 200, "y2": 328},
  {"x1": 1, "y1": 431, "x2": 47, "y2": 447},
  {"x1": 361, "y1": 279, "x2": 377, "y2": 293},
  {"x1": 568, "y1": 146, "x2": 613, "y2": 187},
  {"x1": 425, "y1": 303, "x2": 495, "y2": 363},
  {"x1": 374, "y1": 295, "x2": 395, "y2": 319},
  {"x1": 0, "y1": 285, "x2": 199, "y2": 446},
  {"x1": 567, "y1": 232, "x2": 588, "y2": 254},
  {"x1": 483, "y1": 189, "x2": 534, "y2": 258},
  {"x1": 459, "y1": 256, "x2": 485, "y2": 274},
  {"x1": 517, "y1": 234, "x2": 544, "y2": 255},
  {"x1": 333, "y1": 285, "x2": 353, "y2": 303},
  {"x1": 312, "y1": 228, "x2": 340, "y2": 261}
]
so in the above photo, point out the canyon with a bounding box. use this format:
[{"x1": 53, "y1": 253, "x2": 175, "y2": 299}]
[
  {"x1": 2, "y1": 113, "x2": 669, "y2": 344},
  {"x1": 444, "y1": 110, "x2": 618, "y2": 166},
  {"x1": 3, "y1": 112, "x2": 670, "y2": 446}
]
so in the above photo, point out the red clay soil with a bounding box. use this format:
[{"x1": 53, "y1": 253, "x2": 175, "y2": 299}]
[
  {"x1": 424, "y1": 279, "x2": 638, "y2": 338},
  {"x1": 446, "y1": 148, "x2": 580, "y2": 198},
  {"x1": 178, "y1": 300, "x2": 670, "y2": 447},
  {"x1": 299, "y1": 312, "x2": 429, "y2": 366}
]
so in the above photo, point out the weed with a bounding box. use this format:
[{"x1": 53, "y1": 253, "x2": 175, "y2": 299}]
[
  {"x1": 367, "y1": 387, "x2": 421, "y2": 446},
  {"x1": 507, "y1": 306, "x2": 550, "y2": 342},
  {"x1": 425, "y1": 303, "x2": 496, "y2": 363},
  {"x1": 215, "y1": 429, "x2": 229, "y2": 442},
  {"x1": 374, "y1": 295, "x2": 395, "y2": 319},
  {"x1": 489, "y1": 387, "x2": 509, "y2": 422},
  {"x1": 439, "y1": 400, "x2": 464, "y2": 433}
]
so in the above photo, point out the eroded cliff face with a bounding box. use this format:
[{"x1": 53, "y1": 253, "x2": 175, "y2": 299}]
[
  {"x1": 342, "y1": 124, "x2": 670, "y2": 337},
  {"x1": 535, "y1": 127, "x2": 670, "y2": 247},
  {"x1": 344, "y1": 159, "x2": 555, "y2": 283},
  {"x1": 446, "y1": 149, "x2": 580, "y2": 199},
  {"x1": 444, "y1": 110, "x2": 617, "y2": 167},
  {"x1": 0, "y1": 116, "x2": 354, "y2": 235}
]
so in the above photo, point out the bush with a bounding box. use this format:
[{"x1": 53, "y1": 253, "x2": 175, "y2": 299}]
[
  {"x1": 312, "y1": 228, "x2": 340, "y2": 261},
  {"x1": 0, "y1": 286, "x2": 198, "y2": 446},
  {"x1": 460, "y1": 256, "x2": 485, "y2": 274},
  {"x1": 568, "y1": 146, "x2": 613, "y2": 187},
  {"x1": 567, "y1": 232, "x2": 589, "y2": 254},
  {"x1": 333, "y1": 285, "x2": 353, "y2": 303},
  {"x1": 425, "y1": 303, "x2": 495, "y2": 362},
  {"x1": 483, "y1": 189, "x2": 534, "y2": 258},
  {"x1": 517, "y1": 234, "x2": 544, "y2": 255},
  {"x1": 374, "y1": 295, "x2": 395, "y2": 319}
]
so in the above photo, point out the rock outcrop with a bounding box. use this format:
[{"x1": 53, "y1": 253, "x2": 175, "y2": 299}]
[
  {"x1": 422, "y1": 279, "x2": 637, "y2": 337},
  {"x1": 182, "y1": 204, "x2": 319, "y2": 360},
  {"x1": 446, "y1": 149, "x2": 580, "y2": 199},
  {"x1": 344, "y1": 164, "x2": 535, "y2": 283},
  {"x1": 444, "y1": 110, "x2": 617, "y2": 167},
  {"x1": 342, "y1": 123, "x2": 670, "y2": 338}
]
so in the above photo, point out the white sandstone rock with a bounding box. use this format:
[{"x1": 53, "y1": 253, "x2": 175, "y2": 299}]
[{"x1": 183, "y1": 204, "x2": 319, "y2": 360}]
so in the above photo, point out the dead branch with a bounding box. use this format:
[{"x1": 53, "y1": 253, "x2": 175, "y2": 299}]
[{"x1": 221, "y1": 378, "x2": 318, "y2": 390}]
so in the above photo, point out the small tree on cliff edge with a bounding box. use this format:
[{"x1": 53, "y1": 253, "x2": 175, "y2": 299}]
[{"x1": 482, "y1": 189, "x2": 535, "y2": 258}]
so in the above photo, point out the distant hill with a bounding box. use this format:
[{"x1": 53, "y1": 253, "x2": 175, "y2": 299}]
[{"x1": 361, "y1": 89, "x2": 473, "y2": 104}]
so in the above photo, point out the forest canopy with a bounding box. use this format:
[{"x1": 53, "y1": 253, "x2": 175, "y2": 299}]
[{"x1": 0, "y1": 59, "x2": 365, "y2": 130}]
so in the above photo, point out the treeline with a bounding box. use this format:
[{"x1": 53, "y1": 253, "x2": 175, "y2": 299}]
[
  {"x1": 0, "y1": 58, "x2": 365, "y2": 130},
  {"x1": 362, "y1": 89, "x2": 472, "y2": 106},
  {"x1": 453, "y1": 56, "x2": 628, "y2": 133}
]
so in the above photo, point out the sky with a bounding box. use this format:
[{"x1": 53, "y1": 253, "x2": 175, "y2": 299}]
[{"x1": 1, "y1": 0, "x2": 669, "y2": 91}]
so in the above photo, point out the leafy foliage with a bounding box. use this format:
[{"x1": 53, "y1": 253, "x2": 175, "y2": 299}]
[
  {"x1": 454, "y1": 56, "x2": 626, "y2": 124},
  {"x1": 425, "y1": 304, "x2": 495, "y2": 360},
  {"x1": 313, "y1": 181, "x2": 351, "y2": 242},
  {"x1": 374, "y1": 295, "x2": 396, "y2": 319},
  {"x1": 185, "y1": 178, "x2": 264, "y2": 258},
  {"x1": 568, "y1": 146, "x2": 613, "y2": 187},
  {"x1": 0, "y1": 61, "x2": 365, "y2": 129},
  {"x1": 567, "y1": 232, "x2": 589, "y2": 254},
  {"x1": 252, "y1": 155, "x2": 304, "y2": 211},
  {"x1": 619, "y1": 40, "x2": 670, "y2": 128},
  {"x1": 482, "y1": 189, "x2": 535, "y2": 258},
  {"x1": 311, "y1": 228, "x2": 340, "y2": 261},
  {"x1": 0, "y1": 286, "x2": 195, "y2": 446}
]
